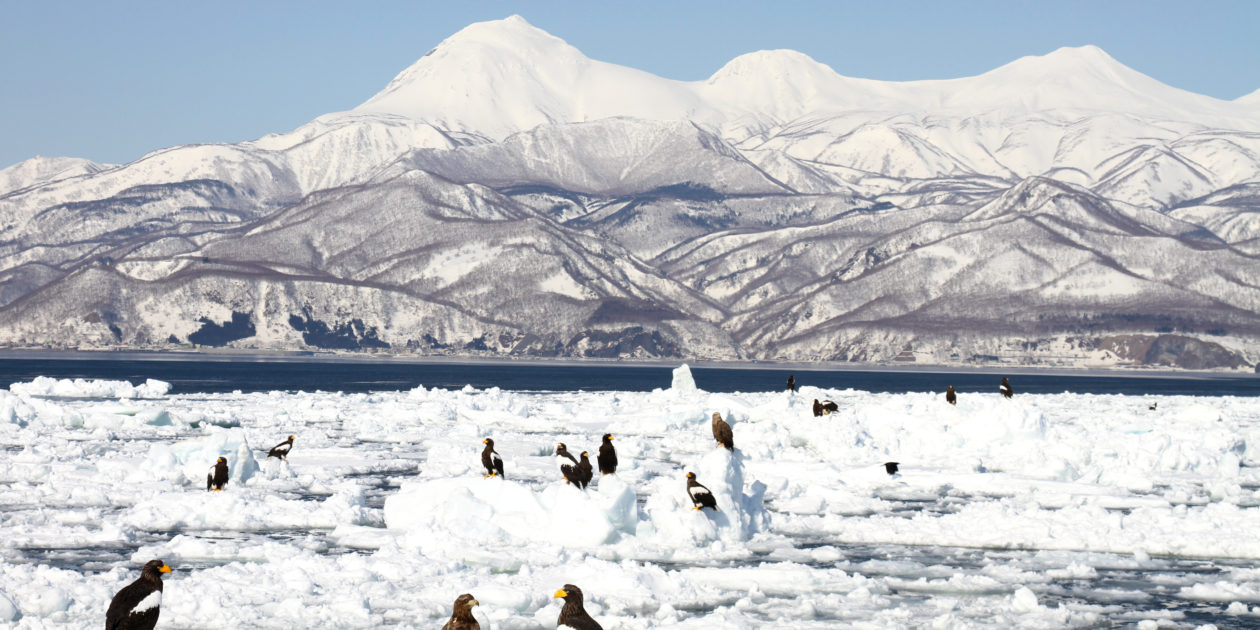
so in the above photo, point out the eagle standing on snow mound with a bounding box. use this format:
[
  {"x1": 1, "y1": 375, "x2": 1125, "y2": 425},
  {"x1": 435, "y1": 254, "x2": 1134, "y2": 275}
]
[
  {"x1": 578, "y1": 451, "x2": 594, "y2": 489},
  {"x1": 597, "y1": 434, "x2": 617, "y2": 475},
  {"x1": 686, "y1": 471, "x2": 718, "y2": 510},
  {"x1": 105, "y1": 559, "x2": 171, "y2": 630},
  {"x1": 946, "y1": 385, "x2": 957, "y2": 406},
  {"x1": 481, "y1": 438, "x2": 504, "y2": 478},
  {"x1": 206, "y1": 457, "x2": 228, "y2": 491},
  {"x1": 441, "y1": 593, "x2": 479, "y2": 630},
  {"x1": 711, "y1": 412, "x2": 734, "y2": 450},
  {"x1": 813, "y1": 399, "x2": 838, "y2": 417},
  {"x1": 555, "y1": 443, "x2": 581, "y2": 485},
  {"x1": 267, "y1": 435, "x2": 295, "y2": 461},
  {"x1": 1000, "y1": 377, "x2": 1014, "y2": 399},
  {"x1": 554, "y1": 584, "x2": 603, "y2": 630}
]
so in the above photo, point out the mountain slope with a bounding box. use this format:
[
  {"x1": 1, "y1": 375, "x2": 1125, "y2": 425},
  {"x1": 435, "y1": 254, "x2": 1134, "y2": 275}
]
[{"x1": 1, "y1": 16, "x2": 1258, "y2": 369}]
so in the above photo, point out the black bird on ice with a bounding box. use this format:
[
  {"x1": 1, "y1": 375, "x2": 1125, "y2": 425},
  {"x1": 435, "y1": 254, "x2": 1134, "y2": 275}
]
[
  {"x1": 105, "y1": 559, "x2": 171, "y2": 630},
  {"x1": 597, "y1": 434, "x2": 617, "y2": 475},
  {"x1": 556, "y1": 443, "x2": 582, "y2": 486},
  {"x1": 481, "y1": 438, "x2": 504, "y2": 478},
  {"x1": 267, "y1": 435, "x2": 295, "y2": 461},
  {"x1": 554, "y1": 584, "x2": 603, "y2": 630},
  {"x1": 686, "y1": 472, "x2": 718, "y2": 511},
  {"x1": 206, "y1": 457, "x2": 228, "y2": 491}
]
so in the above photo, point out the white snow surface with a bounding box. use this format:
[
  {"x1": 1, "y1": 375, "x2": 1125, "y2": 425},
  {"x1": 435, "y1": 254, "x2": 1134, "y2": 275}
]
[
  {"x1": 2, "y1": 373, "x2": 1259, "y2": 628},
  {"x1": 9, "y1": 377, "x2": 170, "y2": 399},
  {"x1": 352, "y1": 17, "x2": 1260, "y2": 139}
]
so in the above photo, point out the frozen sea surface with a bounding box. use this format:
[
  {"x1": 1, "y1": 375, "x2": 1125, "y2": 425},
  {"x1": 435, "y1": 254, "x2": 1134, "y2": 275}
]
[{"x1": 2, "y1": 367, "x2": 1260, "y2": 628}]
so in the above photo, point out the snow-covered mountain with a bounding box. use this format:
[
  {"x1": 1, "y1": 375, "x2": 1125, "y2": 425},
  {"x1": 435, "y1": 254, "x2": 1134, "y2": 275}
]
[{"x1": 2, "y1": 15, "x2": 1258, "y2": 369}]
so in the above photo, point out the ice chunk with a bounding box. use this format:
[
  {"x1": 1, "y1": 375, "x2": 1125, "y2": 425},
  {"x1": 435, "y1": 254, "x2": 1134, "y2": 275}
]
[
  {"x1": 0, "y1": 590, "x2": 16, "y2": 622},
  {"x1": 78, "y1": 404, "x2": 173, "y2": 429},
  {"x1": 124, "y1": 488, "x2": 371, "y2": 532},
  {"x1": 640, "y1": 447, "x2": 768, "y2": 544},
  {"x1": 135, "y1": 428, "x2": 259, "y2": 487},
  {"x1": 9, "y1": 376, "x2": 170, "y2": 399},
  {"x1": 671, "y1": 364, "x2": 698, "y2": 393},
  {"x1": 593, "y1": 474, "x2": 637, "y2": 533},
  {"x1": 384, "y1": 476, "x2": 635, "y2": 548},
  {"x1": 0, "y1": 391, "x2": 35, "y2": 426}
]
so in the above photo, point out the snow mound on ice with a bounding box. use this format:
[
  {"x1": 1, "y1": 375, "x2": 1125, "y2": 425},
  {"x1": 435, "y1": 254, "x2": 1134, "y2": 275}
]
[
  {"x1": 135, "y1": 428, "x2": 259, "y2": 487},
  {"x1": 9, "y1": 377, "x2": 171, "y2": 399},
  {"x1": 78, "y1": 404, "x2": 172, "y2": 429},
  {"x1": 123, "y1": 487, "x2": 371, "y2": 532},
  {"x1": 640, "y1": 447, "x2": 768, "y2": 545},
  {"x1": 384, "y1": 475, "x2": 637, "y2": 549}
]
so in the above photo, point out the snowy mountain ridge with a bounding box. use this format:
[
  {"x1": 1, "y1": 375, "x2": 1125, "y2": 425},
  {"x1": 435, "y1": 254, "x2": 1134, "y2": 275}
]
[
  {"x1": 1, "y1": 16, "x2": 1259, "y2": 370},
  {"x1": 353, "y1": 17, "x2": 1257, "y2": 135}
]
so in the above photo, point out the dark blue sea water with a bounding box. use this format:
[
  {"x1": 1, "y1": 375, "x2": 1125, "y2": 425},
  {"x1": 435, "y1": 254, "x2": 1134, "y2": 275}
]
[{"x1": 1, "y1": 354, "x2": 1257, "y2": 396}]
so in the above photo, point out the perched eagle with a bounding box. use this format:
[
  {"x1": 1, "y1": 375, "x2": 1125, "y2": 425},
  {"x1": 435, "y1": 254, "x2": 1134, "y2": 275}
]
[
  {"x1": 481, "y1": 438, "x2": 504, "y2": 478},
  {"x1": 686, "y1": 472, "x2": 718, "y2": 511},
  {"x1": 555, "y1": 443, "x2": 581, "y2": 485},
  {"x1": 1000, "y1": 377, "x2": 1013, "y2": 399},
  {"x1": 105, "y1": 559, "x2": 171, "y2": 630},
  {"x1": 267, "y1": 435, "x2": 295, "y2": 461},
  {"x1": 441, "y1": 593, "x2": 480, "y2": 630},
  {"x1": 785, "y1": 374, "x2": 796, "y2": 392},
  {"x1": 554, "y1": 584, "x2": 603, "y2": 630},
  {"x1": 711, "y1": 412, "x2": 734, "y2": 451},
  {"x1": 597, "y1": 434, "x2": 617, "y2": 475},
  {"x1": 577, "y1": 451, "x2": 594, "y2": 489},
  {"x1": 206, "y1": 457, "x2": 228, "y2": 492},
  {"x1": 813, "y1": 399, "x2": 838, "y2": 417},
  {"x1": 946, "y1": 385, "x2": 957, "y2": 406}
]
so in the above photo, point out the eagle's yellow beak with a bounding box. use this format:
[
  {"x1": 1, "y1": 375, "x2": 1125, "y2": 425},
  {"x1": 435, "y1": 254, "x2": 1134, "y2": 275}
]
[
  {"x1": 159, "y1": 565, "x2": 172, "y2": 573},
  {"x1": 554, "y1": 589, "x2": 568, "y2": 598},
  {"x1": 469, "y1": 598, "x2": 479, "y2": 606}
]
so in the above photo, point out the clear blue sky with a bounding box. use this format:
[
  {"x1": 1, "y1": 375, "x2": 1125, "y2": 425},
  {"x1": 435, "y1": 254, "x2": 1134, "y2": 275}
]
[{"x1": 2, "y1": 0, "x2": 1257, "y2": 168}]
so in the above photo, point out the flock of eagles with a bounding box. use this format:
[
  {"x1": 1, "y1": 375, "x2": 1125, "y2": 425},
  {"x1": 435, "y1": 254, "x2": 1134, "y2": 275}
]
[{"x1": 106, "y1": 376, "x2": 1017, "y2": 629}]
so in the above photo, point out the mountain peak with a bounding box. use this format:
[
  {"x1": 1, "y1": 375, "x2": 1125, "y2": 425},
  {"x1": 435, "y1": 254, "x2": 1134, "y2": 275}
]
[
  {"x1": 983, "y1": 45, "x2": 1133, "y2": 83},
  {"x1": 0, "y1": 155, "x2": 109, "y2": 197},
  {"x1": 932, "y1": 44, "x2": 1247, "y2": 120},
  {"x1": 707, "y1": 49, "x2": 836, "y2": 82},
  {"x1": 1041, "y1": 44, "x2": 1116, "y2": 65},
  {"x1": 352, "y1": 16, "x2": 702, "y2": 140},
  {"x1": 703, "y1": 49, "x2": 869, "y2": 118},
  {"x1": 435, "y1": 14, "x2": 558, "y2": 49},
  {"x1": 352, "y1": 16, "x2": 591, "y2": 136}
]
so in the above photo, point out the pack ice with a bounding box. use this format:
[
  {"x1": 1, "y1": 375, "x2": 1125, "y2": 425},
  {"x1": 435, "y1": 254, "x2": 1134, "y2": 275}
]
[{"x1": 1, "y1": 366, "x2": 1259, "y2": 628}]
